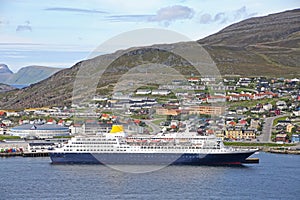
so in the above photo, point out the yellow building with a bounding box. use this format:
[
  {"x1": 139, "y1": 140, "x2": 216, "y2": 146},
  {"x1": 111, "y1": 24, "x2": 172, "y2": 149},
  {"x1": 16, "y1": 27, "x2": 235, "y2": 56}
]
[
  {"x1": 188, "y1": 106, "x2": 225, "y2": 116},
  {"x1": 225, "y1": 128, "x2": 256, "y2": 140},
  {"x1": 156, "y1": 106, "x2": 225, "y2": 116},
  {"x1": 286, "y1": 124, "x2": 295, "y2": 133}
]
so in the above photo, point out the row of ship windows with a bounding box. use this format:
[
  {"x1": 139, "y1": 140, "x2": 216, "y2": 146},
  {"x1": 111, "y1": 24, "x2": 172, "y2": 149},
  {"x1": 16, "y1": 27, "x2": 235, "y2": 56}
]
[
  {"x1": 76, "y1": 139, "x2": 116, "y2": 142},
  {"x1": 71, "y1": 142, "x2": 117, "y2": 145},
  {"x1": 63, "y1": 148, "x2": 222, "y2": 152},
  {"x1": 63, "y1": 149, "x2": 200, "y2": 152},
  {"x1": 64, "y1": 149, "x2": 115, "y2": 152},
  {"x1": 140, "y1": 146, "x2": 202, "y2": 149},
  {"x1": 66, "y1": 145, "x2": 115, "y2": 148}
]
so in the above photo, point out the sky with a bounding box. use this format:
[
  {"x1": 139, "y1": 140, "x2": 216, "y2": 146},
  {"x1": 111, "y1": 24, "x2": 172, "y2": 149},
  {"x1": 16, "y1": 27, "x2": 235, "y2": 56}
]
[{"x1": 0, "y1": 0, "x2": 299, "y2": 72}]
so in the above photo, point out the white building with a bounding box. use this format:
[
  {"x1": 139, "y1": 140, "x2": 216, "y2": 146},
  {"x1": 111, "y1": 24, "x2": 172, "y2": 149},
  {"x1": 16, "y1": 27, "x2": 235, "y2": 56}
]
[
  {"x1": 8, "y1": 124, "x2": 70, "y2": 139},
  {"x1": 136, "y1": 89, "x2": 151, "y2": 95},
  {"x1": 151, "y1": 89, "x2": 171, "y2": 96}
]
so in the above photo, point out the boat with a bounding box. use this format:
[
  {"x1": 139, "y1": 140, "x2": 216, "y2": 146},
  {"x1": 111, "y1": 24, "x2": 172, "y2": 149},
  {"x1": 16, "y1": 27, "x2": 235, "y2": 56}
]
[{"x1": 50, "y1": 125, "x2": 258, "y2": 165}]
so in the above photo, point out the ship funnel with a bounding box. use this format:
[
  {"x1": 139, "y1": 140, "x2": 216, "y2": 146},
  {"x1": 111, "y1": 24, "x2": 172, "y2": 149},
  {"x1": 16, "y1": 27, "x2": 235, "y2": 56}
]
[{"x1": 110, "y1": 125, "x2": 124, "y2": 133}]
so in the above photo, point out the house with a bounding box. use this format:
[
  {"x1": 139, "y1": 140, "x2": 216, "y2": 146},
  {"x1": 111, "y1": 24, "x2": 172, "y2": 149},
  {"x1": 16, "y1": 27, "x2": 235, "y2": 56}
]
[
  {"x1": 276, "y1": 101, "x2": 287, "y2": 110},
  {"x1": 275, "y1": 134, "x2": 288, "y2": 143},
  {"x1": 58, "y1": 120, "x2": 65, "y2": 126},
  {"x1": 188, "y1": 77, "x2": 200, "y2": 83},
  {"x1": 237, "y1": 78, "x2": 252, "y2": 87},
  {"x1": 252, "y1": 92, "x2": 273, "y2": 100},
  {"x1": 227, "y1": 94, "x2": 252, "y2": 101},
  {"x1": 1, "y1": 119, "x2": 13, "y2": 126},
  {"x1": 151, "y1": 89, "x2": 171, "y2": 96},
  {"x1": 203, "y1": 96, "x2": 226, "y2": 103},
  {"x1": 250, "y1": 119, "x2": 260, "y2": 129},
  {"x1": 286, "y1": 124, "x2": 295, "y2": 133},
  {"x1": 292, "y1": 110, "x2": 300, "y2": 116},
  {"x1": 250, "y1": 107, "x2": 265, "y2": 114},
  {"x1": 175, "y1": 92, "x2": 189, "y2": 97},
  {"x1": 238, "y1": 120, "x2": 248, "y2": 126},
  {"x1": 236, "y1": 107, "x2": 248, "y2": 114},
  {"x1": 263, "y1": 103, "x2": 273, "y2": 111},
  {"x1": 277, "y1": 120, "x2": 291, "y2": 126},
  {"x1": 275, "y1": 124, "x2": 285, "y2": 131},
  {"x1": 291, "y1": 134, "x2": 300, "y2": 143},
  {"x1": 136, "y1": 89, "x2": 151, "y2": 95},
  {"x1": 227, "y1": 121, "x2": 237, "y2": 127},
  {"x1": 6, "y1": 111, "x2": 20, "y2": 117},
  {"x1": 46, "y1": 118, "x2": 56, "y2": 124},
  {"x1": 200, "y1": 77, "x2": 215, "y2": 85}
]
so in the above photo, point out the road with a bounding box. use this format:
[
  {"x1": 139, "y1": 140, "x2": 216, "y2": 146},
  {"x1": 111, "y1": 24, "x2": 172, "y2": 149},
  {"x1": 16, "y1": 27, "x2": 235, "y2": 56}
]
[
  {"x1": 258, "y1": 115, "x2": 287, "y2": 143},
  {"x1": 144, "y1": 120, "x2": 162, "y2": 134}
]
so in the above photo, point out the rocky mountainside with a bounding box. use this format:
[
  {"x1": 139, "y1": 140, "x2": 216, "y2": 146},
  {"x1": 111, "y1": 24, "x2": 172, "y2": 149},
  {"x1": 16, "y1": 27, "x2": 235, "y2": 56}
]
[
  {"x1": 0, "y1": 65, "x2": 62, "y2": 86},
  {"x1": 0, "y1": 9, "x2": 299, "y2": 109},
  {"x1": 198, "y1": 9, "x2": 300, "y2": 76}
]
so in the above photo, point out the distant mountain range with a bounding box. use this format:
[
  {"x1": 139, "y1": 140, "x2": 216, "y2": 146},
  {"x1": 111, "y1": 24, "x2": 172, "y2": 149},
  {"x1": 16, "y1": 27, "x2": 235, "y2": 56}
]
[
  {"x1": 0, "y1": 83, "x2": 15, "y2": 93},
  {"x1": 0, "y1": 64, "x2": 14, "y2": 83},
  {"x1": 0, "y1": 9, "x2": 299, "y2": 109},
  {"x1": 0, "y1": 64, "x2": 62, "y2": 86}
]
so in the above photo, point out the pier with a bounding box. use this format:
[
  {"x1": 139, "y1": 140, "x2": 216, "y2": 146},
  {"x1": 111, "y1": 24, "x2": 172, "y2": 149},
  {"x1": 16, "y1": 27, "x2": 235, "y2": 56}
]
[
  {"x1": 23, "y1": 152, "x2": 49, "y2": 157},
  {"x1": 0, "y1": 152, "x2": 49, "y2": 157}
]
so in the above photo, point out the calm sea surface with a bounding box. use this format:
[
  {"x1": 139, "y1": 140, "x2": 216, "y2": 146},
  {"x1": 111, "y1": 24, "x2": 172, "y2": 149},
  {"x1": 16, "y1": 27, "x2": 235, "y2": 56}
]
[{"x1": 0, "y1": 152, "x2": 299, "y2": 200}]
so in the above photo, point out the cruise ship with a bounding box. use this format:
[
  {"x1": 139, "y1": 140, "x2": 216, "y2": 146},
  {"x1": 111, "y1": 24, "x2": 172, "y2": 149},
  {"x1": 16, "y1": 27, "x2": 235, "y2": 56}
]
[{"x1": 50, "y1": 125, "x2": 258, "y2": 165}]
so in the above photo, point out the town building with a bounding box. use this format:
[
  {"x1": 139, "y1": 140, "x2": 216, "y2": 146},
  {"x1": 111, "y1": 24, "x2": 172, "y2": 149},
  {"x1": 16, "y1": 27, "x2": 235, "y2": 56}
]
[
  {"x1": 275, "y1": 134, "x2": 288, "y2": 143},
  {"x1": 8, "y1": 124, "x2": 70, "y2": 139},
  {"x1": 225, "y1": 128, "x2": 256, "y2": 140},
  {"x1": 291, "y1": 134, "x2": 300, "y2": 143},
  {"x1": 187, "y1": 106, "x2": 225, "y2": 116}
]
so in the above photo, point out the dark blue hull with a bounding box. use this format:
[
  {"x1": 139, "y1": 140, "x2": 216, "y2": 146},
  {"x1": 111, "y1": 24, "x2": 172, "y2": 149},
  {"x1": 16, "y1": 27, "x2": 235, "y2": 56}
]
[{"x1": 50, "y1": 151, "x2": 256, "y2": 165}]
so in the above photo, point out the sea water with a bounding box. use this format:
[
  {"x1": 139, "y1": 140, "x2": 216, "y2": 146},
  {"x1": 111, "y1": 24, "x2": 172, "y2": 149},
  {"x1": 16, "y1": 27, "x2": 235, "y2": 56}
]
[{"x1": 0, "y1": 152, "x2": 299, "y2": 200}]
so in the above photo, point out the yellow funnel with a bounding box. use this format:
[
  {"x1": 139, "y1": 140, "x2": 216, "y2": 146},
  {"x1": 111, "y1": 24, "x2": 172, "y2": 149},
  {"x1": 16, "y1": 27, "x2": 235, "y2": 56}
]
[{"x1": 110, "y1": 125, "x2": 124, "y2": 133}]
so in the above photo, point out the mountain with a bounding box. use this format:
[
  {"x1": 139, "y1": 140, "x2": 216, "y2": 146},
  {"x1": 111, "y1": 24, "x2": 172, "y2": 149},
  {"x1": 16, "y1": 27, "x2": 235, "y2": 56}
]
[
  {"x1": 0, "y1": 83, "x2": 16, "y2": 93},
  {"x1": 0, "y1": 9, "x2": 299, "y2": 109},
  {"x1": 0, "y1": 64, "x2": 14, "y2": 82},
  {"x1": 198, "y1": 9, "x2": 300, "y2": 76},
  {"x1": 0, "y1": 64, "x2": 13, "y2": 74},
  {"x1": 0, "y1": 65, "x2": 62, "y2": 86},
  {"x1": 5, "y1": 65, "x2": 62, "y2": 85}
]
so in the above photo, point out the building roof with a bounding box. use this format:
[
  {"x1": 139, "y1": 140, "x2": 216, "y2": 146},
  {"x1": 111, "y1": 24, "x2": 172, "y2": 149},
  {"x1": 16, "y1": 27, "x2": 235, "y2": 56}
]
[
  {"x1": 11, "y1": 124, "x2": 68, "y2": 131},
  {"x1": 276, "y1": 134, "x2": 287, "y2": 138}
]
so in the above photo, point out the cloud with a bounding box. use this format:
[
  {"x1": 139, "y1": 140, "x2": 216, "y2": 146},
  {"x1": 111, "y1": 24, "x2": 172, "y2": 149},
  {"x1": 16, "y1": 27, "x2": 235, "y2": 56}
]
[
  {"x1": 199, "y1": 13, "x2": 213, "y2": 24},
  {"x1": 106, "y1": 15, "x2": 154, "y2": 22},
  {"x1": 45, "y1": 7, "x2": 107, "y2": 14},
  {"x1": 148, "y1": 5, "x2": 194, "y2": 22},
  {"x1": 198, "y1": 6, "x2": 257, "y2": 24},
  {"x1": 106, "y1": 5, "x2": 194, "y2": 26},
  {"x1": 0, "y1": 43, "x2": 40, "y2": 46},
  {"x1": 16, "y1": 21, "x2": 32, "y2": 32},
  {"x1": 0, "y1": 19, "x2": 9, "y2": 26}
]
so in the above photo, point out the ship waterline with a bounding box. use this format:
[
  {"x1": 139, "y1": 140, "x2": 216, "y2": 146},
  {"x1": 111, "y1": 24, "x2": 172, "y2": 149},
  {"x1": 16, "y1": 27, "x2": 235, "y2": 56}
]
[{"x1": 50, "y1": 151, "x2": 256, "y2": 165}]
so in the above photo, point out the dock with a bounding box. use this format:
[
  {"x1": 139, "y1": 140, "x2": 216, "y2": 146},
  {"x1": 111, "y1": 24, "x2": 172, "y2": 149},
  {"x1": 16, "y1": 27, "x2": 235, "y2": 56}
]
[
  {"x1": 0, "y1": 152, "x2": 49, "y2": 157},
  {"x1": 23, "y1": 152, "x2": 49, "y2": 157},
  {"x1": 0, "y1": 152, "x2": 23, "y2": 157}
]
